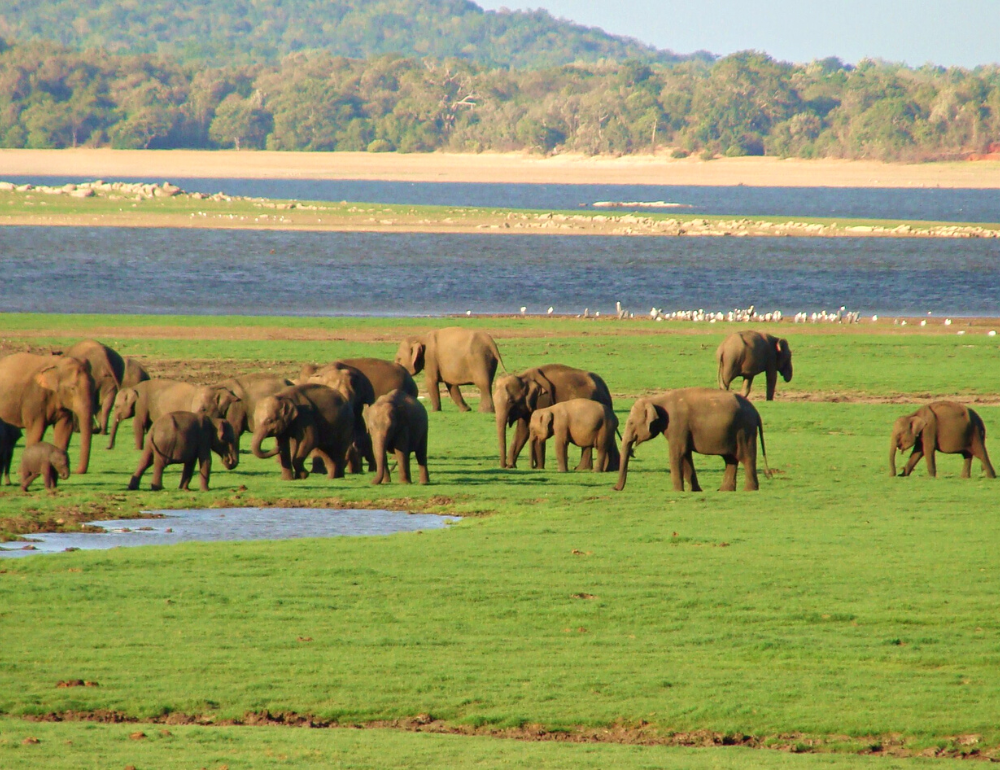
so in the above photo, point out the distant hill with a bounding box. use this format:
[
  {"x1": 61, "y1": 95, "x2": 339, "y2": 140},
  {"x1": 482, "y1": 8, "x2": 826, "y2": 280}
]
[{"x1": 0, "y1": 0, "x2": 693, "y2": 68}]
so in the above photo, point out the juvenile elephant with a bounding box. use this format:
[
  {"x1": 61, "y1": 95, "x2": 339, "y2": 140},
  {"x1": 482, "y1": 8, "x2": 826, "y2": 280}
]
[
  {"x1": 251, "y1": 384, "x2": 354, "y2": 481},
  {"x1": 494, "y1": 364, "x2": 613, "y2": 469},
  {"x1": 0, "y1": 419, "x2": 21, "y2": 485},
  {"x1": 20, "y1": 442, "x2": 71, "y2": 491},
  {"x1": 395, "y1": 327, "x2": 503, "y2": 412},
  {"x1": 64, "y1": 340, "x2": 127, "y2": 435},
  {"x1": 366, "y1": 389, "x2": 430, "y2": 485},
  {"x1": 529, "y1": 399, "x2": 619, "y2": 473},
  {"x1": 108, "y1": 379, "x2": 233, "y2": 451},
  {"x1": 0, "y1": 353, "x2": 95, "y2": 475},
  {"x1": 889, "y1": 401, "x2": 995, "y2": 478},
  {"x1": 300, "y1": 359, "x2": 417, "y2": 400},
  {"x1": 128, "y1": 412, "x2": 239, "y2": 491},
  {"x1": 614, "y1": 388, "x2": 768, "y2": 492},
  {"x1": 302, "y1": 363, "x2": 377, "y2": 473},
  {"x1": 716, "y1": 331, "x2": 793, "y2": 401}
]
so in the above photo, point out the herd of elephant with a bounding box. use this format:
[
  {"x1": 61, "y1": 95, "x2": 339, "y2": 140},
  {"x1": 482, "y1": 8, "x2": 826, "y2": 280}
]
[{"x1": 0, "y1": 327, "x2": 994, "y2": 494}]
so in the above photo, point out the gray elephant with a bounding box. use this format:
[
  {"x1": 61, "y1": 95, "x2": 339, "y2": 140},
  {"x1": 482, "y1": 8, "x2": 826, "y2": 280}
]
[
  {"x1": 302, "y1": 363, "x2": 377, "y2": 473},
  {"x1": 366, "y1": 389, "x2": 429, "y2": 485},
  {"x1": 494, "y1": 364, "x2": 613, "y2": 469},
  {"x1": 615, "y1": 388, "x2": 768, "y2": 492},
  {"x1": 250, "y1": 384, "x2": 354, "y2": 480},
  {"x1": 716, "y1": 331, "x2": 793, "y2": 401},
  {"x1": 300, "y1": 358, "x2": 417, "y2": 400},
  {"x1": 889, "y1": 401, "x2": 995, "y2": 478},
  {"x1": 195, "y1": 374, "x2": 294, "y2": 433},
  {"x1": 395, "y1": 327, "x2": 503, "y2": 412},
  {"x1": 20, "y1": 442, "x2": 71, "y2": 491},
  {"x1": 63, "y1": 340, "x2": 128, "y2": 435},
  {"x1": 0, "y1": 419, "x2": 21, "y2": 485},
  {"x1": 529, "y1": 399, "x2": 619, "y2": 472},
  {"x1": 122, "y1": 357, "x2": 152, "y2": 389},
  {"x1": 128, "y1": 412, "x2": 239, "y2": 491},
  {"x1": 0, "y1": 353, "x2": 96, "y2": 475}
]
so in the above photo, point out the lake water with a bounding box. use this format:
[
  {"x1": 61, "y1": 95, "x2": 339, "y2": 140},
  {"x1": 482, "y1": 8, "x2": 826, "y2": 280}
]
[
  {"x1": 0, "y1": 507, "x2": 460, "y2": 558},
  {"x1": 7, "y1": 175, "x2": 1000, "y2": 223},
  {"x1": 3, "y1": 226, "x2": 998, "y2": 317}
]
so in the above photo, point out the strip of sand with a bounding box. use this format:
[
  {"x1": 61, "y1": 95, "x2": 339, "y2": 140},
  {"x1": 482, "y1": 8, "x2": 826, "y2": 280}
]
[{"x1": 2, "y1": 149, "x2": 1000, "y2": 188}]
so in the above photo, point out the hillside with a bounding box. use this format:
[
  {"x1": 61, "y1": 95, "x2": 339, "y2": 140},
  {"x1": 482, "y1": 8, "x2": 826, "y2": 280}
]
[{"x1": 0, "y1": 0, "x2": 688, "y2": 68}]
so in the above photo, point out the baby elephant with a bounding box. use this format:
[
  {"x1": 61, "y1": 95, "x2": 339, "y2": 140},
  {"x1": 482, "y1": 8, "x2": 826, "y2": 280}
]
[
  {"x1": 366, "y1": 389, "x2": 429, "y2": 485},
  {"x1": 20, "y1": 442, "x2": 71, "y2": 492},
  {"x1": 529, "y1": 399, "x2": 620, "y2": 472},
  {"x1": 128, "y1": 412, "x2": 239, "y2": 492},
  {"x1": 890, "y1": 401, "x2": 995, "y2": 478}
]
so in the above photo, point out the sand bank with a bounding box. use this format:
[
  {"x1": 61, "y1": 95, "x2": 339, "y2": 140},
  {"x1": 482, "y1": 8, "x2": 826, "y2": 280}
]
[{"x1": 2, "y1": 149, "x2": 1000, "y2": 188}]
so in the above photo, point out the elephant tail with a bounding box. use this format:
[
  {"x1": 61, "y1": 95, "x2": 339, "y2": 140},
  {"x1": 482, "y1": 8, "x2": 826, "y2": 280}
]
[
  {"x1": 150, "y1": 416, "x2": 179, "y2": 462},
  {"x1": 758, "y1": 415, "x2": 772, "y2": 479},
  {"x1": 489, "y1": 337, "x2": 507, "y2": 374}
]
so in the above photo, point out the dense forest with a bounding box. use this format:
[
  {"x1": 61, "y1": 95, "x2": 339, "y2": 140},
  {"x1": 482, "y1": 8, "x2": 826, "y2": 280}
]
[
  {"x1": 0, "y1": 0, "x2": 684, "y2": 69},
  {"x1": 1, "y1": 39, "x2": 998, "y2": 160}
]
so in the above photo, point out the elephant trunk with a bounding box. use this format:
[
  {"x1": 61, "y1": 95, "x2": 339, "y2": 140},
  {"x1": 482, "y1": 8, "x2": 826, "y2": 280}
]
[
  {"x1": 496, "y1": 406, "x2": 510, "y2": 468},
  {"x1": 107, "y1": 412, "x2": 122, "y2": 450},
  {"x1": 889, "y1": 436, "x2": 898, "y2": 477},
  {"x1": 251, "y1": 428, "x2": 279, "y2": 459},
  {"x1": 614, "y1": 435, "x2": 635, "y2": 491}
]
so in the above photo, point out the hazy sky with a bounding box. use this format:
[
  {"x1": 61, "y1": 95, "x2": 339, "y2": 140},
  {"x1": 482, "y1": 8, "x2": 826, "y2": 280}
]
[{"x1": 476, "y1": 1, "x2": 999, "y2": 68}]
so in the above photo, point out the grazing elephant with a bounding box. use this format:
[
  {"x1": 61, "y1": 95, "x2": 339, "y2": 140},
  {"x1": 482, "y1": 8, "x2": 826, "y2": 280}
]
[
  {"x1": 20, "y1": 442, "x2": 71, "y2": 492},
  {"x1": 64, "y1": 340, "x2": 127, "y2": 435},
  {"x1": 300, "y1": 359, "x2": 417, "y2": 400},
  {"x1": 0, "y1": 419, "x2": 23, "y2": 485},
  {"x1": 889, "y1": 401, "x2": 995, "y2": 478},
  {"x1": 107, "y1": 379, "x2": 215, "y2": 451},
  {"x1": 250, "y1": 384, "x2": 354, "y2": 481},
  {"x1": 494, "y1": 364, "x2": 613, "y2": 469},
  {"x1": 395, "y1": 327, "x2": 504, "y2": 412},
  {"x1": 366, "y1": 389, "x2": 430, "y2": 485},
  {"x1": 529, "y1": 399, "x2": 620, "y2": 472},
  {"x1": 716, "y1": 331, "x2": 793, "y2": 401},
  {"x1": 614, "y1": 388, "x2": 768, "y2": 492},
  {"x1": 0, "y1": 353, "x2": 95, "y2": 474},
  {"x1": 122, "y1": 357, "x2": 151, "y2": 388},
  {"x1": 128, "y1": 412, "x2": 239, "y2": 491},
  {"x1": 302, "y1": 363, "x2": 377, "y2": 473}
]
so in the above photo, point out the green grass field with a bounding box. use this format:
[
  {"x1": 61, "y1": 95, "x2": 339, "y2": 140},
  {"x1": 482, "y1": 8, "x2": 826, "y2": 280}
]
[{"x1": 1, "y1": 313, "x2": 998, "y2": 767}]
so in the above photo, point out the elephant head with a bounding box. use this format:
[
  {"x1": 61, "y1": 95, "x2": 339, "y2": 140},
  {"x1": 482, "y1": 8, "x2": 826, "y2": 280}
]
[
  {"x1": 394, "y1": 337, "x2": 425, "y2": 376},
  {"x1": 308, "y1": 368, "x2": 356, "y2": 404},
  {"x1": 366, "y1": 400, "x2": 399, "y2": 485},
  {"x1": 528, "y1": 409, "x2": 555, "y2": 469},
  {"x1": 296, "y1": 362, "x2": 319, "y2": 385},
  {"x1": 37, "y1": 356, "x2": 95, "y2": 474},
  {"x1": 209, "y1": 417, "x2": 240, "y2": 470},
  {"x1": 251, "y1": 396, "x2": 298, "y2": 459},
  {"x1": 614, "y1": 398, "x2": 668, "y2": 491},
  {"x1": 194, "y1": 386, "x2": 248, "y2": 440},
  {"x1": 106, "y1": 387, "x2": 139, "y2": 450},
  {"x1": 889, "y1": 412, "x2": 926, "y2": 476},
  {"x1": 494, "y1": 371, "x2": 553, "y2": 468},
  {"x1": 52, "y1": 450, "x2": 72, "y2": 481},
  {"x1": 775, "y1": 338, "x2": 793, "y2": 382}
]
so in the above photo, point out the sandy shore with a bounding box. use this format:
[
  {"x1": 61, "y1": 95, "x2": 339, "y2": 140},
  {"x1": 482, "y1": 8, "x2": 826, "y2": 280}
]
[{"x1": 2, "y1": 149, "x2": 1000, "y2": 188}]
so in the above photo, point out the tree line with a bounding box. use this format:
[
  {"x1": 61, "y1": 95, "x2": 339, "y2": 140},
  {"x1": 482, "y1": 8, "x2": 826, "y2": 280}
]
[{"x1": 1, "y1": 40, "x2": 998, "y2": 160}]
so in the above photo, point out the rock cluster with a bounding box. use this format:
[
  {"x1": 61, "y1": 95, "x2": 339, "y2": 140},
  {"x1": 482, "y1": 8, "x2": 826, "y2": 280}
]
[{"x1": 0, "y1": 179, "x2": 184, "y2": 199}]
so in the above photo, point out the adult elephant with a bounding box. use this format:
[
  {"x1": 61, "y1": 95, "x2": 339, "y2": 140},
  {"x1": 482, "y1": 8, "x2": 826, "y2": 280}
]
[
  {"x1": 494, "y1": 364, "x2": 613, "y2": 469},
  {"x1": 716, "y1": 331, "x2": 793, "y2": 401},
  {"x1": 64, "y1": 339, "x2": 127, "y2": 435},
  {"x1": 395, "y1": 327, "x2": 503, "y2": 412},
  {"x1": 614, "y1": 388, "x2": 768, "y2": 492},
  {"x1": 192, "y1": 374, "x2": 292, "y2": 435},
  {"x1": 889, "y1": 401, "x2": 995, "y2": 478},
  {"x1": 251, "y1": 384, "x2": 354, "y2": 481},
  {"x1": 299, "y1": 359, "x2": 418, "y2": 400},
  {"x1": 108, "y1": 379, "x2": 213, "y2": 451},
  {"x1": 302, "y1": 363, "x2": 377, "y2": 473},
  {"x1": 122, "y1": 357, "x2": 151, "y2": 388},
  {"x1": 0, "y1": 353, "x2": 95, "y2": 474}
]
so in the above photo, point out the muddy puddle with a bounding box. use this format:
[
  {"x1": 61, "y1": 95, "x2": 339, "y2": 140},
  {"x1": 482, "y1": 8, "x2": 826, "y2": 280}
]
[{"x1": 0, "y1": 508, "x2": 460, "y2": 558}]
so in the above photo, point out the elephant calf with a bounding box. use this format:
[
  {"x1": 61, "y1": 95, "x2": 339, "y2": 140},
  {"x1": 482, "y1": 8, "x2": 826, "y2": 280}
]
[
  {"x1": 890, "y1": 401, "x2": 995, "y2": 478},
  {"x1": 529, "y1": 399, "x2": 619, "y2": 472},
  {"x1": 366, "y1": 389, "x2": 429, "y2": 485},
  {"x1": 0, "y1": 419, "x2": 21, "y2": 485},
  {"x1": 128, "y1": 412, "x2": 239, "y2": 492},
  {"x1": 20, "y1": 442, "x2": 71, "y2": 492}
]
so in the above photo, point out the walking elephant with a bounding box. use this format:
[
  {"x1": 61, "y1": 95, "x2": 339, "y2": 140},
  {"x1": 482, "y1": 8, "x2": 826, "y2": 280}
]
[
  {"x1": 889, "y1": 401, "x2": 995, "y2": 478},
  {"x1": 366, "y1": 389, "x2": 429, "y2": 485},
  {"x1": 107, "y1": 379, "x2": 213, "y2": 451},
  {"x1": 299, "y1": 358, "x2": 417, "y2": 400},
  {"x1": 614, "y1": 388, "x2": 768, "y2": 492},
  {"x1": 64, "y1": 340, "x2": 127, "y2": 435},
  {"x1": 716, "y1": 331, "x2": 793, "y2": 401},
  {"x1": 494, "y1": 364, "x2": 613, "y2": 469},
  {"x1": 395, "y1": 327, "x2": 503, "y2": 412},
  {"x1": 128, "y1": 412, "x2": 239, "y2": 491},
  {"x1": 250, "y1": 384, "x2": 354, "y2": 481},
  {"x1": 20, "y1": 442, "x2": 71, "y2": 492},
  {"x1": 0, "y1": 353, "x2": 95, "y2": 474},
  {"x1": 529, "y1": 399, "x2": 619, "y2": 472}
]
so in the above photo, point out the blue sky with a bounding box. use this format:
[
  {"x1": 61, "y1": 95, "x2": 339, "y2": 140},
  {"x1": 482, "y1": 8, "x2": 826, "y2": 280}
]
[{"x1": 475, "y1": 1, "x2": 999, "y2": 68}]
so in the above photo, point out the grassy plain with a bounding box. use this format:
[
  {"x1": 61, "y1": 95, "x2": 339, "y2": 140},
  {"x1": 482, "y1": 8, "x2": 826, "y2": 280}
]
[{"x1": 1, "y1": 314, "x2": 999, "y2": 767}]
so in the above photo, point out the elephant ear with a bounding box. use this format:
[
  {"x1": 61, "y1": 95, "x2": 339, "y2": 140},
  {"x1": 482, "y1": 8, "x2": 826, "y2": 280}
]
[
  {"x1": 410, "y1": 342, "x2": 425, "y2": 373},
  {"x1": 909, "y1": 414, "x2": 927, "y2": 437},
  {"x1": 213, "y1": 418, "x2": 230, "y2": 443},
  {"x1": 644, "y1": 401, "x2": 662, "y2": 435},
  {"x1": 541, "y1": 410, "x2": 555, "y2": 436},
  {"x1": 277, "y1": 398, "x2": 299, "y2": 430},
  {"x1": 525, "y1": 381, "x2": 543, "y2": 412},
  {"x1": 34, "y1": 366, "x2": 60, "y2": 391}
]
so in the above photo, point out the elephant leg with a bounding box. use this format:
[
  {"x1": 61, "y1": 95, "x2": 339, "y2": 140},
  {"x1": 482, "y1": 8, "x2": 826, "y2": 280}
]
[
  {"x1": 923, "y1": 448, "x2": 937, "y2": 478},
  {"x1": 971, "y1": 435, "x2": 996, "y2": 478},
  {"x1": 276, "y1": 439, "x2": 296, "y2": 480},
  {"x1": 741, "y1": 376, "x2": 754, "y2": 399},
  {"x1": 150, "y1": 455, "x2": 167, "y2": 491},
  {"x1": 509, "y1": 419, "x2": 530, "y2": 468},
  {"x1": 669, "y1": 443, "x2": 686, "y2": 491},
  {"x1": 128, "y1": 445, "x2": 155, "y2": 490},
  {"x1": 396, "y1": 448, "x2": 411, "y2": 483},
  {"x1": 99, "y1": 391, "x2": 115, "y2": 435},
  {"x1": 198, "y1": 450, "x2": 212, "y2": 491},
  {"x1": 21, "y1": 471, "x2": 40, "y2": 492},
  {"x1": 476, "y1": 377, "x2": 495, "y2": 413},
  {"x1": 345, "y1": 445, "x2": 362, "y2": 474},
  {"x1": 415, "y1": 435, "x2": 429, "y2": 485},
  {"x1": 720, "y1": 455, "x2": 738, "y2": 491},
  {"x1": 43, "y1": 462, "x2": 57, "y2": 490},
  {"x1": 685, "y1": 453, "x2": 702, "y2": 492},
  {"x1": 555, "y1": 436, "x2": 570, "y2": 472},
  {"x1": 902, "y1": 448, "x2": 923, "y2": 476},
  {"x1": 961, "y1": 451, "x2": 973, "y2": 478},
  {"x1": 426, "y1": 371, "x2": 442, "y2": 412},
  {"x1": 575, "y1": 446, "x2": 593, "y2": 471},
  {"x1": 52, "y1": 417, "x2": 72, "y2": 452},
  {"x1": 743, "y1": 448, "x2": 760, "y2": 491},
  {"x1": 447, "y1": 383, "x2": 471, "y2": 412},
  {"x1": 532, "y1": 437, "x2": 546, "y2": 470},
  {"x1": 765, "y1": 371, "x2": 778, "y2": 401},
  {"x1": 595, "y1": 443, "x2": 607, "y2": 473},
  {"x1": 134, "y1": 413, "x2": 147, "y2": 451},
  {"x1": 24, "y1": 421, "x2": 46, "y2": 446},
  {"x1": 178, "y1": 459, "x2": 196, "y2": 491}
]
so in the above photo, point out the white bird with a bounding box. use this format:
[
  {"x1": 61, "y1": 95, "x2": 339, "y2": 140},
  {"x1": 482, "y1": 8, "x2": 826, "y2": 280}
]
[
  {"x1": 920, "y1": 320, "x2": 927, "y2": 326},
  {"x1": 872, "y1": 315, "x2": 878, "y2": 322},
  {"x1": 957, "y1": 330, "x2": 966, "y2": 335},
  {"x1": 989, "y1": 330, "x2": 997, "y2": 337},
  {"x1": 466, "y1": 310, "x2": 472, "y2": 316},
  {"x1": 520, "y1": 306, "x2": 527, "y2": 315},
  {"x1": 547, "y1": 306, "x2": 554, "y2": 315},
  {"x1": 944, "y1": 319, "x2": 952, "y2": 325}
]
